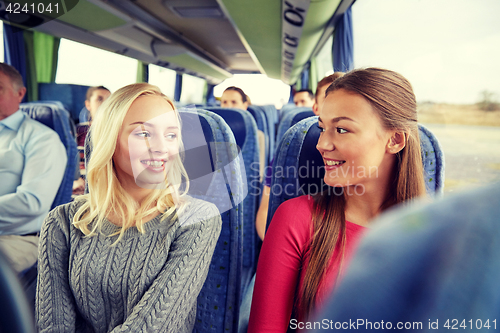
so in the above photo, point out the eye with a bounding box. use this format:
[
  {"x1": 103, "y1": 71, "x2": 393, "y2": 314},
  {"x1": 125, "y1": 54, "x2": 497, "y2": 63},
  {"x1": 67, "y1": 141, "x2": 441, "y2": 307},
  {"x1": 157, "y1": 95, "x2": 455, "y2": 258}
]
[
  {"x1": 135, "y1": 131, "x2": 150, "y2": 138},
  {"x1": 336, "y1": 127, "x2": 348, "y2": 134},
  {"x1": 166, "y1": 133, "x2": 177, "y2": 140},
  {"x1": 316, "y1": 124, "x2": 325, "y2": 132}
]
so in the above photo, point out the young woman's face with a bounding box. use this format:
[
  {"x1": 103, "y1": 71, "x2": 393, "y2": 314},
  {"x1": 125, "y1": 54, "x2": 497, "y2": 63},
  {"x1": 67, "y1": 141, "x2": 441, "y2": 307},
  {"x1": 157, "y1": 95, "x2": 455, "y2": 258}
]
[
  {"x1": 113, "y1": 95, "x2": 180, "y2": 190},
  {"x1": 317, "y1": 89, "x2": 395, "y2": 190}
]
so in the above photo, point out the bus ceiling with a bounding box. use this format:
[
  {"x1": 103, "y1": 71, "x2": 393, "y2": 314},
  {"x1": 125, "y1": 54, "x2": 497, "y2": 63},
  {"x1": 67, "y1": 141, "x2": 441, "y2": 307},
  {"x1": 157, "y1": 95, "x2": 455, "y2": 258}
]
[{"x1": 1, "y1": 0, "x2": 354, "y2": 86}]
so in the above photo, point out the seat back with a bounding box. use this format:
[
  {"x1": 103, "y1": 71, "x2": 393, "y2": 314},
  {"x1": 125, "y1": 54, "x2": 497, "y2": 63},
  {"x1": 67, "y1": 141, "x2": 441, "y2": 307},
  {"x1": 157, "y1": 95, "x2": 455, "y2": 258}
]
[
  {"x1": 267, "y1": 118, "x2": 445, "y2": 229},
  {"x1": 275, "y1": 107, "x2": 314, "y2": 150},
  {"x1": 38, "y1": 83, "x2": 90, "y2": 123},
  {"x1": 203, "y1": 107, "x2": 260, "y2": 294},
  {"x1": 247, "y1": 105, "x2": 269, "y2": 166},
  {"x1": 20, "y1": 102, "x2": 77, "y2": 209},
  {"x1": 178, "y1": 110, "x2": 245, "y2": 333}
]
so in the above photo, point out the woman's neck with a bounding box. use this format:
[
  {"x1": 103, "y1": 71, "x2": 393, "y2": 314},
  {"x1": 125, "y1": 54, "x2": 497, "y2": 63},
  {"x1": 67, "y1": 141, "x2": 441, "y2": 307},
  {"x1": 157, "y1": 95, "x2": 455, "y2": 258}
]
[{"x1": 343, "y1": 182, "x2": 390, "y2": 227}]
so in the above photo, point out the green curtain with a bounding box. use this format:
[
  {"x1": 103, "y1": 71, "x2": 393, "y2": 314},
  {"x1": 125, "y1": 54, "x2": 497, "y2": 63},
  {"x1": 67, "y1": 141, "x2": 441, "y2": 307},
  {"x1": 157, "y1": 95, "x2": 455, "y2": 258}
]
[
  {"x1": 309, "y1": 58, "x2": 318, "y2": 94},
  {"x1": 34, "y1": 31, "x2": 59, "y2": 83},
  {"x1": 136, "y1": 61, "x2": 149, "y2": 83},
  {"x1": 22, "y1": 31, "x2": 60, "y2": 101},
  {"x1": 23, "y1": 31, "x2": 37, "y2": 101}
]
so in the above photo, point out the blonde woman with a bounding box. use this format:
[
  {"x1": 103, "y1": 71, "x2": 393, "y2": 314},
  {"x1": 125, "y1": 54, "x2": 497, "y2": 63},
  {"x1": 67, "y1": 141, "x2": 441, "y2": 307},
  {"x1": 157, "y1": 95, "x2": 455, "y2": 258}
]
[{"x1": 36, "y1": 83, "x2": 222, "y2": 333}]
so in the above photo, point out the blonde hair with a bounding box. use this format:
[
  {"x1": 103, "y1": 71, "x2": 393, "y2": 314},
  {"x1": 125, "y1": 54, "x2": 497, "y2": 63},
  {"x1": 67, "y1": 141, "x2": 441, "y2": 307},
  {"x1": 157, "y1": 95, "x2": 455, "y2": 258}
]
[{"x1": 73, "y1": 83, "x2": 190, "y2": 242}]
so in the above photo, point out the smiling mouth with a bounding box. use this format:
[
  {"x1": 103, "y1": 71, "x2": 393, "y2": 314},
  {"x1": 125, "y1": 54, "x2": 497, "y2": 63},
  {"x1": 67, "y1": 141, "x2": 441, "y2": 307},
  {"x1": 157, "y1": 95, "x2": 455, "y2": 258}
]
[
  {"x1": 325, "y1": 160, "x2": 346, "y2": 166},
  {"x1": 141, "y1": 160, "x2": 165, "y2": 168}
]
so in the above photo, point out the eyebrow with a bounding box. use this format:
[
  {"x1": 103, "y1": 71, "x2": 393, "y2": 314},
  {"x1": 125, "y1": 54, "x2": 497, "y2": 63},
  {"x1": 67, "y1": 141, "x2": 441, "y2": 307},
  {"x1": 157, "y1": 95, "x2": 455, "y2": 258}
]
[
  {"x1": 128, "y1": 121, "x2": 179, "y2": 130},
  {"x1": 318, "y1": 116, "x2": 357, "y2": 124}
]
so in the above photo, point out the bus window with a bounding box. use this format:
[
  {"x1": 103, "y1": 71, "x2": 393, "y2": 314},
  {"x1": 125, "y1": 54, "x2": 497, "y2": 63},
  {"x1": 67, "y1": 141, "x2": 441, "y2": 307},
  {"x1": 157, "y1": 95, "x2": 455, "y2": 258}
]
[
  {"x1": 180, "y1": 74, "x2": 205, "y2": 104},
  {"x1": 0, "y1": 21, "x2": 3, "y2": 62},
  {"x1": 55, "y1": 39, "x2": 136, "y2": 92},
  {"x1": 148, "y1": 64, "x2": 176, "y2": 99}
]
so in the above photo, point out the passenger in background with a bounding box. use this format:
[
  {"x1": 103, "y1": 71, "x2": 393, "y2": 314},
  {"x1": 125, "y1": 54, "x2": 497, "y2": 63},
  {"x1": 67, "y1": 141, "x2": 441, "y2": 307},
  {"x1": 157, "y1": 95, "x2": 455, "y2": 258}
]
[
  {"x1": 312, "y1": 72, "x2": 345, "y2": 116},
  {"x1": 221, "y1": 86, "x2": 249, "y2": 110},
  {"x1": 248, "y1": 68, "x2": 427, "y2": 332},
  {"x1": 73, "y1": 85, "x2": 111, "y2": 195},
  {"x1": 255, "y1": 73, "x2": 344, "y2": 240},
  {"x1": 0, "y1": 62, "x2": 67, "y2": 274},
  {"x1": 294, "y1": 89, "x2": 315, "y2": 107},
  {"x1": 76, "y1": 85, "x2": 111, "y2": 146},
  {"x1": 37, "y1": 83, "x2": 222, "y2": 332}
]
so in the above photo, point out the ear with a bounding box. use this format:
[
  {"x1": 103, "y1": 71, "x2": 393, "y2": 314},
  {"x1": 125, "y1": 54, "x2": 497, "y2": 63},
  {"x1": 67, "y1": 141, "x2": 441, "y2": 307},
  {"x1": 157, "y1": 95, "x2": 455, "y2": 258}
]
[
  {"x1": 16, "y1": 87, "x2": 26, "y2": 103},
  {"x1": 312, "y1": 102, "x2": 319, "y2": 116},
  {"x1": 387, "y1": 131, "x2": 406, "y2": 154}
]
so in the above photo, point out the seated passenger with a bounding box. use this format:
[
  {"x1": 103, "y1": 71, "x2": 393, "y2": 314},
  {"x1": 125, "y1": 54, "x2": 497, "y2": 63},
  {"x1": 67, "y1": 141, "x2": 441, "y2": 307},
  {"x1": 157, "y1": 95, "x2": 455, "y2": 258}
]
[
  {"x1": 220, "y1": 86, "x2": 249, "y2": 110},
  {"x1": 0, "y1": 63, "x2": 66, "y2": 274},
  {"x1": 73, "y1": 86, "x2": 111, "y2": 195},
  {"x1": 255, "y1": 73, "x2": 345, "y2": 240},
  {"x1": 294, "y1": 89, "x2": 315, "y2": 107},
  {"x1": 312, "y1": 73, "x2": 345, "y2": 116},
  {"x1": 248, "y1": 68, "x2": 427, "y2": 331},
  {"x1": 311, "y1": 183, "x2": 500, "y2": 332},
  {"x1": 36, "y1": 83, "x2": 222, "y2": 332}
]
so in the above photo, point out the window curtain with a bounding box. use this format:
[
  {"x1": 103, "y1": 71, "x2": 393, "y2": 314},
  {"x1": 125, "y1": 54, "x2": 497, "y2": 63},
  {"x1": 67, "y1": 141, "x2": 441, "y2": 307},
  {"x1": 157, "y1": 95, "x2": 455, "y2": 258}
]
[
  {"x1": 174, "y1": 73, "x2": 182, "y2": 102},
  {"x1": 136, "y1": 61, "x2": 149, "y2": 83},
  {"x1": 332, "y1": 6, "x2": 354, "y2": 72}
]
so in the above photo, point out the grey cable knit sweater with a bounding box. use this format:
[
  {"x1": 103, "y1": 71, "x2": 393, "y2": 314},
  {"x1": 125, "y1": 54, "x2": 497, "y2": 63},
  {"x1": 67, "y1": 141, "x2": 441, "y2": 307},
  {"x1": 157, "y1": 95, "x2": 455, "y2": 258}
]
[{"x1": 36, "y1": 196, "x2": 222, "y2": 333}]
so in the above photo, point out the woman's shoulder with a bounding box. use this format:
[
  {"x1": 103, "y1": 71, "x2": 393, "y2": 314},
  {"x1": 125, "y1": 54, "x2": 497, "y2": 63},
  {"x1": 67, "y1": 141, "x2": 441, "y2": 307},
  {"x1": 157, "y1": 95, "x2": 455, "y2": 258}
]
[
  {"x1": 177, "y1": 196, "x2": 221, "y2": 227},
  {"x1": 47, "y1": 200, "x2": 85, "y2": 223},
  {"x1": 270, "y1": 195, "x2": 315, "y2": 230}
]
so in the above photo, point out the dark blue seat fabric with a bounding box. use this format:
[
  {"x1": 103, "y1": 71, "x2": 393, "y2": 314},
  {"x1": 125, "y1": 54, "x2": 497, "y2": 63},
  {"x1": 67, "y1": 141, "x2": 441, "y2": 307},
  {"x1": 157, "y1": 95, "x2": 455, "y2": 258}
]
[
  {"x1": 247, "y1": 105, "x2": 270, "y2": 166},
  {"x1": 38, "y1": 83, "x2": 90, "y2": 123},
  {"x1": 20, "y1": 102, "x2": 77, "y2": 210},
  {"x1": 260, "y1": 105, "x2": 278, "y2": 160},
  {"x1": 279, "y1": 103, "x2": 297, "y2": 121},
  {"x1": 177, "y1": 110, "x2": 245, "y2": 333},
  {"x1": 275, "y1": 107, "x2": 314, "y2": 151},
  {"x1": 203, "y1": 107, "x2": 260, "y2": 296},
  {"x1": 267, "y1": 118, "x2": 445, "y2": 230}
]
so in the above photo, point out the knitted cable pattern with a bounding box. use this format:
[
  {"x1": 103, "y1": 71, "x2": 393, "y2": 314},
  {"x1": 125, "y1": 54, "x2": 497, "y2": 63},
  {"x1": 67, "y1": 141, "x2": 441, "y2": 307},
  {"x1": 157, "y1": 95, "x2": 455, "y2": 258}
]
[{"x1": 36, "y1": 196, "x2": 221, "y2": 333}]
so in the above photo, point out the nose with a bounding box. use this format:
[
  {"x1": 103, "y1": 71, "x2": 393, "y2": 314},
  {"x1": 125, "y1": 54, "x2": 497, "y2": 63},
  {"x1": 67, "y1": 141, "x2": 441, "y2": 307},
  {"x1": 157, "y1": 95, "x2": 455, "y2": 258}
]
[
  {"x1": 316, "y1": 131, "x2": 334, "y2": 153},
  {"x1": 147, "y1": 135, "x2": 169, "y2": 154}
]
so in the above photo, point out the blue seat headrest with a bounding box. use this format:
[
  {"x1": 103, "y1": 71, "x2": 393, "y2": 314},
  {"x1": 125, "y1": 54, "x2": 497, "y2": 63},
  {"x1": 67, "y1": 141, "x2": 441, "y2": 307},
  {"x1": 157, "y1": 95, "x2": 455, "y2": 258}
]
[{"x1": 19, "y1": 104, "x2": 54, "y2": 130}]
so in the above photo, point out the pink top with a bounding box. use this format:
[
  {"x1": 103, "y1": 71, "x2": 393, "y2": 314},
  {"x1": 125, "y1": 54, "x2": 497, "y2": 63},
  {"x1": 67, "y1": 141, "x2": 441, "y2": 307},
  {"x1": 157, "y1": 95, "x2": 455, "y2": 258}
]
[{"x1": 248, "y1": 195, "x2": 367, "y2": 332}]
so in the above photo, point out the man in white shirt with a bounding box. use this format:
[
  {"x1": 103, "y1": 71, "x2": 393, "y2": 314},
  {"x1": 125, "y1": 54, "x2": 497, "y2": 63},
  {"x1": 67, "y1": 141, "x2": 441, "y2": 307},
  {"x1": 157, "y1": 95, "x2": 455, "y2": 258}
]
[{"x1": 0, "y1": 62, "x2": 66, "y2": 273}]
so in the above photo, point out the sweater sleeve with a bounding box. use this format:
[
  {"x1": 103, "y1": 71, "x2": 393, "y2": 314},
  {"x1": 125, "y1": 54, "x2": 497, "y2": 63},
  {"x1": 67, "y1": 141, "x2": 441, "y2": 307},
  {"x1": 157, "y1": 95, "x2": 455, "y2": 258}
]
[
  {"x1": 110, "y1": 209, "x2": 222, "y2": 333},
  {"x1": 248, "y1": 196, "x2": 313, "y2": 333},
  {"x1": 36, "y1": 205, "x2": 77, "y2": 333}
]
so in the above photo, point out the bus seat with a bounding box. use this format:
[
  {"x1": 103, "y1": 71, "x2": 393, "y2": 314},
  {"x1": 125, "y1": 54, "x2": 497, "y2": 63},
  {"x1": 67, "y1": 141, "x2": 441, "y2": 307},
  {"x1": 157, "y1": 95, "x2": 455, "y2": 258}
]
[
  {"x1": 260, "y1": 105, "x2": 279, "y2": 153},
  {"x1": 419, "y1": 124, "x2": 445, "y2": 196},
  {"x1": 267, "y1": 118, "x2": 445, "y2": 231},
  {"x1": 20, "y1": 102, "x2": 78, "y2": 210},
  {"x1": 203, "y1": 107, "x2": 260, "y2": 297},
  {"x1": 38, "y1": 83, "x2": 90, "y2": 123},
  {"x1": 279, "y1": 103, "x2": 297, "y2": 120},
  {"x1": 247, "y1": 105, "x2": 270, "y2": 166},
  {"x1": 79, "y1": 107, "x2": 91, "y2": 123},
  {"x1": 275, "y1": 107, "x2": 314, "y2": 151},
  {"x1": 179, "y1": 110, "x2": 245, "y2": 333}
]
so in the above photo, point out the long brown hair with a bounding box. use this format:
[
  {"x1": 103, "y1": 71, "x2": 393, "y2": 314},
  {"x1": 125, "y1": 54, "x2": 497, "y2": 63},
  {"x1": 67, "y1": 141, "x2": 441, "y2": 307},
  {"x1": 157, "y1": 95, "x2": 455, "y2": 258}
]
[{"x1": 298, "y1": 68, "x2": 426, "y2": 319}]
